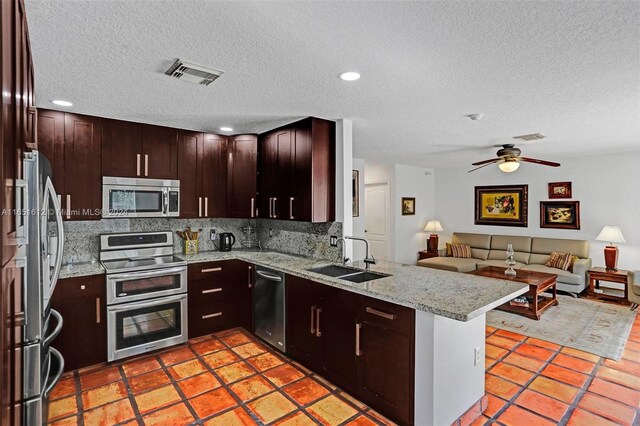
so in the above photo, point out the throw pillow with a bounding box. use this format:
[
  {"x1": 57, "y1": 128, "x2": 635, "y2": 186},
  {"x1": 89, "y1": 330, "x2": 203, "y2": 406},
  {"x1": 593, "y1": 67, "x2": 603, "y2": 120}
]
[
  {"x1": 545, "y1": 251, "x2": 573, "y2": 271},
  {"x1": 446, "y1": 242, "x2": 452, "y2": 257},
  {"x1": 568, "y1": 255, "x2": 579, "y2": 272},
  {"x1": 451, "y1": 244, "x2": 472, "y2": 258}
]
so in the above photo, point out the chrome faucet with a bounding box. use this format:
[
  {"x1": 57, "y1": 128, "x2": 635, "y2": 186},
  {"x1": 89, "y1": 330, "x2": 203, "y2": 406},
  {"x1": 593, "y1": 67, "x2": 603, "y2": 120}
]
[
  {"x1": 344, "y1": 236, "x2": 377, "y2": 270},
  {"x1": 336, "y1": 238, "x2": 350, "y2": 264}
]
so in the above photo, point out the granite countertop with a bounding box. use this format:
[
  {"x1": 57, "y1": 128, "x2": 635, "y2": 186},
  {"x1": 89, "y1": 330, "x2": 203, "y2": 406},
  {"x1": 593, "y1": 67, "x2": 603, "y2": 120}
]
[
  {"x1": 59, "y1": 261, "x2": 105, "y2": 279},
  {"x1": 58, "y1": 249, "x2": 528, "y2": 322},
  {"x1": 178, "y1": 250, "x2": 528, "y2": 322}
]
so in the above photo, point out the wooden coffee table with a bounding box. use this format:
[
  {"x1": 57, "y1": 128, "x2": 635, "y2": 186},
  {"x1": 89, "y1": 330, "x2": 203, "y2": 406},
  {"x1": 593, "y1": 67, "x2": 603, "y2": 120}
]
[{"x1": 469, "y1": 266, "x2": 559, "y2": 320}]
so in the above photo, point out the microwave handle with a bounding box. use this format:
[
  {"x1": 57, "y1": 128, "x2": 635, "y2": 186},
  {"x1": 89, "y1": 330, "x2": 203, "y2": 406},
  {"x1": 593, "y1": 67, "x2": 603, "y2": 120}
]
[{"x1": 163, "y1": 187, "x2": 169, "y2": 215}]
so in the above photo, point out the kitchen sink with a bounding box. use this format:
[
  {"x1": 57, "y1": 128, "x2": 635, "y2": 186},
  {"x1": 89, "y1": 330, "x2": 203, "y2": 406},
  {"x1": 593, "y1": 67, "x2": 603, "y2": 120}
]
[{"x1": 307, "y1": 265, "x2": 390, "y2": 283}]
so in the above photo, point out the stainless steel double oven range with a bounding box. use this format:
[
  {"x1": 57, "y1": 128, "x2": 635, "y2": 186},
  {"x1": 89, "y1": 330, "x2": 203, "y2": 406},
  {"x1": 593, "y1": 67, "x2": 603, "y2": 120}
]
[{"x1": 99, "y1": 231, "x2": 188, "y2": 362}]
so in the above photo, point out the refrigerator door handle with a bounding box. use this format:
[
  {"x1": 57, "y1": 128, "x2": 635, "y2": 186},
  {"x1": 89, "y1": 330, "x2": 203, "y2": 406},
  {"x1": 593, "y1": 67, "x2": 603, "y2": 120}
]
[
  {"x1": 43, "y1": 347, "x2": 64, "y2": 398},
  {"x1": 15, "y1": 179, "x2": 28, "y2": 245},
  {"x1": 44, "y1": 177, "x2": 64, "y2": 296}
]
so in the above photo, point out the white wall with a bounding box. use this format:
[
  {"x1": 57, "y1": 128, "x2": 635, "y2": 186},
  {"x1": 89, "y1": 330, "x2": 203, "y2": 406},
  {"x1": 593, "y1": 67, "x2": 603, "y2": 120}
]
[
  {"x1": 335, "y1": 119, "x2": 354, "y2": 259},
  {"x1": 435, "y1": 151, "x2": 640, "y2": 270},
  {"x1": 352, "y1": 158, "x2": 366, "y2": 261},
  {"x1": 394, "y1": 164, "x2": 436, "y2": 264}
]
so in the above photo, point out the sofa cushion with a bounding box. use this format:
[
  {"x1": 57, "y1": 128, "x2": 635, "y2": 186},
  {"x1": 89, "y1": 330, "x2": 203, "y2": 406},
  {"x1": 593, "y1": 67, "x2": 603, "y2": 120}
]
[
  {"x1": 520, "y1": 264, "x2": 582, "y2": 285},
  {"x1": 477, "y1": 260, "x2": 526, "y2": 270},
  {"x1": 545, "y1": 252, "x2": 573, "y2": 271},
  {"x1": 487, "y1": 235, "x2": 532, "y2": 264},
  {"x1": 451, "y1": 244, "x2": 472, "y2": 258},
  {"x1": 417, "y1": 257, "x2": 479, "y2": 273},
  {"x1": 452, "y1": 233, "x2": 491, "y2": 260},
  {"x1": 531, "y1": 237, "x2": 590, "y2": 259}
]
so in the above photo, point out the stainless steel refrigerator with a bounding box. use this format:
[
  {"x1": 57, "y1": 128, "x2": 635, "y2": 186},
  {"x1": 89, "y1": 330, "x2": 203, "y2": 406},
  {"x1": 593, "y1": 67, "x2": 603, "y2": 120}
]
[{"x1": 22, "y1": 151, "x2": 65, "y2": 425}]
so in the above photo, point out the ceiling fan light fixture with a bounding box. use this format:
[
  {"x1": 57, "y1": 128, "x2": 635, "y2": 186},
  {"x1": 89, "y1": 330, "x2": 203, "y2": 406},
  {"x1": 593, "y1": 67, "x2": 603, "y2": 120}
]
[{"x1": 498, "y1": 160, "x2": 520, "y2": 173}]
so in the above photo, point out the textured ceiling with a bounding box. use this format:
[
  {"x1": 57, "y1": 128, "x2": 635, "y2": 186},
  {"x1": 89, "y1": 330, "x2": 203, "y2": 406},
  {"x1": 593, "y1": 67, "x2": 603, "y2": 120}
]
[{"x1": 26, "y1": 0, "x2": 640, "y2": 168}]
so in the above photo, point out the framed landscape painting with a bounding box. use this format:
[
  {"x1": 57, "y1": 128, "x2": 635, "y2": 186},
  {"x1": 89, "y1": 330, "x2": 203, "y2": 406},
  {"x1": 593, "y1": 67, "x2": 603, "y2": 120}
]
[
  {"x1": 474, "y1": 185, "x2": 528, "y2": 227},
  {"x1": 540, "y1": 201, "x2": 580, "y2": 229}
]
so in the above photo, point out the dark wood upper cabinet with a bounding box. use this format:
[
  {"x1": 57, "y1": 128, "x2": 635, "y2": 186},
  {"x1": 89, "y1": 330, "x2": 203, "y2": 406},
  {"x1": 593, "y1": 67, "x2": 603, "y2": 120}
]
[
  {"x1": 36, "y1": 109, "x2": 65, "y2": 196},
  {"x1": 202, "y1": 133, "x2": 227, "y2": 218},
  {"x1": 177, "y1": 131, "x2": 203, "y2": 218},
  {"x1": 64, "y1": 113, "x2": 102, "y2": 220},
  {"x1": 227, "y1": 135, "x2": 257, "y2": 218},
  {"x1": 259, "y1": 117, "x2": 335, "y2": 223},
  {"x1": 102, "y1": 118, "x2": 143, "y2": 178},
  {"x1": 142, "y1": 124, "x2": 178, "y2": 180}
]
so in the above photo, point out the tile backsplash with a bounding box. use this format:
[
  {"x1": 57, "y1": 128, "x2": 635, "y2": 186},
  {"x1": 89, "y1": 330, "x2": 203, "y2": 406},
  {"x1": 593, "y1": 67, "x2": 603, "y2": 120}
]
[{"x1": 62, "y1": 218, "x2": 342, "y2": 264}]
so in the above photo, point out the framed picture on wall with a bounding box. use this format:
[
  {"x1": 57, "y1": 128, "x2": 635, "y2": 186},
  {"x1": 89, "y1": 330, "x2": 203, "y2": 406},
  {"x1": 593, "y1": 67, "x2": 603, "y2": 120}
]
[
  {"x1": 401, "y1": 197, "x2": 415, "y2": 215},
  {"x1": 474, "y1": 184, "x2": 528, "y2": 227},
  {"x1": 540, "y1": 201, "x2": 580, "y2": 229},
  {"x1": 352, "y1": 170, "x2": 359, "y2": 217},
  {"x1": 548, "y1": 182, "x2": 572, "y2": 199}
]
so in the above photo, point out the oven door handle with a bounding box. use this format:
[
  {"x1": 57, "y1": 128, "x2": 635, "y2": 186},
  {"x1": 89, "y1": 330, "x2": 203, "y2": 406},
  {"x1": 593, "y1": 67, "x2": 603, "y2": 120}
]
[
  {"x1": 107, "y1": 294, "x2": 186, "y2": 312},
  {"x1": 107, "y1": 266, "x2": 187, "y2": 281}
]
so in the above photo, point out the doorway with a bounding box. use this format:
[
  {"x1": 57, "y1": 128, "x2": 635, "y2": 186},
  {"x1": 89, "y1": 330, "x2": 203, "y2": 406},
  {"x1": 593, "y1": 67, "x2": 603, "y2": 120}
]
[{"x1": 364, "y1": 182, "x2": 390, "y2": 261}]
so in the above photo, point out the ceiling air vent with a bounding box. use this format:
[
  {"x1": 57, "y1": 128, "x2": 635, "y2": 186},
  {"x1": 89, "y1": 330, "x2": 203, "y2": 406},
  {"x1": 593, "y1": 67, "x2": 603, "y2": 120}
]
[
  {"x1": 165, "y1": 59, "x2": 223, "y2": 86},
  {"x1": 512, "y1": 133, "x2": 545, "y2": 142}
]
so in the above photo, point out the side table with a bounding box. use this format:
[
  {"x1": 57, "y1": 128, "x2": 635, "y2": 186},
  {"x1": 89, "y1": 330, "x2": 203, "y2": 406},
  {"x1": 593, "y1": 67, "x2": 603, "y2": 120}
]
[
  {"x1": 588, "y1": 267, "x2": 629, "y2": 304},
  {"x1": 418, "y1": 250, "x2": 438, "y2": 261}
]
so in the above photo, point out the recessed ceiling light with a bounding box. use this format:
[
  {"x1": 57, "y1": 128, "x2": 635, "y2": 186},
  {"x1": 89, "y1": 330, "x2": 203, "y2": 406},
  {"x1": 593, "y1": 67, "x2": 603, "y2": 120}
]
[
  {"x1": 339, "y1": 71, "x2": 361, "y2": 81},
  {"x1": 220, "y1": 127, "x2": 233, "y2": 132},
  {"x1": 52, "y1": 99, "x2": 73, "y2": 107}
]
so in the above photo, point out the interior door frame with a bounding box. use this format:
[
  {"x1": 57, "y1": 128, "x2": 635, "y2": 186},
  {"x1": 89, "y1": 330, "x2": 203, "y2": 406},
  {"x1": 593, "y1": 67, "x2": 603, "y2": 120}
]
[{"x1": 364, "y1": 180, "x2": 391, "y2": 262}]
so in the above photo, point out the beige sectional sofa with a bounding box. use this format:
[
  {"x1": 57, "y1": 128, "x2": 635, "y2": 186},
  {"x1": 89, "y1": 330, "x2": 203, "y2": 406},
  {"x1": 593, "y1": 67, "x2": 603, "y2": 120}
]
[{"x1": 417, "y1": 232, "x2": 592, "y2": 296}]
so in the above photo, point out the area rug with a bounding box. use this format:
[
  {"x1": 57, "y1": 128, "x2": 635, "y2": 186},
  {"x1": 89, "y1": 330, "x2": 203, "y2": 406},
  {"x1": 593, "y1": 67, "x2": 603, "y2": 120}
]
[{"x1": 486, "y1": 295, "x2": 636, "y2": 360}]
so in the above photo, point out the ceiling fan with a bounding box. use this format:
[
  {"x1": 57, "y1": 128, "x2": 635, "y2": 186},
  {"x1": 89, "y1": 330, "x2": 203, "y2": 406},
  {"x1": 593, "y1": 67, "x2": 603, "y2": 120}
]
[{"x1": 468, "y1": 144, "x2": 560, "y2": 173}]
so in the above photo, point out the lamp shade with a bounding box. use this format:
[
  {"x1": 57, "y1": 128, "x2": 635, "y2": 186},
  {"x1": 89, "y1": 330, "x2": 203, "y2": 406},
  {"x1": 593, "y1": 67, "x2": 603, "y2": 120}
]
[
  {"x1": 498, "y1": 160, "x2": 520, "y2": 173},
  {"x1": 424, "y1": 220, "x2": 444, "y2": 233},
  {"x1": 595, "y1": 226, "x2": 626, "y2": 244}
]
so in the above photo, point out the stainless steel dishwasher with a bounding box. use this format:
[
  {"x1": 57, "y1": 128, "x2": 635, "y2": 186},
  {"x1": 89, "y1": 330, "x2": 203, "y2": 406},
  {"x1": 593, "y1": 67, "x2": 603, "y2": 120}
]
[{"x1": 254, "y1": 266, "x2": 286, "y2": 352}]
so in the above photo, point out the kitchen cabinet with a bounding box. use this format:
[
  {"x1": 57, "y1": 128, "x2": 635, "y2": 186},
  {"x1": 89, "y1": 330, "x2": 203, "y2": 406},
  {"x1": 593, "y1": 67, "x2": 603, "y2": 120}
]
[
  {"x1": 259, "y1": 117, "x2": 335, "y2": 223},
  {"x1": 51, "y1": 275, "x2": 107, "y2": 372},
  {"x1": 188, "y1": 260, "x2": 253, "y2": 338},
  {"x1": 36, "y1": 109, "x2": 65, "y2": 193},
  {"x1": 286, "y1": 276, "x2": 414, "y2": 425},
  {"x1": 285, "y1": 275, "x2": 357, "y2": 392},
  {"x1": 102, "y1": 120, "x2": 178, "y2": 180},
  {"x1": 227, "y1": 135, "x2": 258, "y2": 218},
  {"x1": 64, "y1": 113, "x2": 103, "y2": 220},
  {"x1": 178, "y1": 132, "x2": 227, "y2": 218}
]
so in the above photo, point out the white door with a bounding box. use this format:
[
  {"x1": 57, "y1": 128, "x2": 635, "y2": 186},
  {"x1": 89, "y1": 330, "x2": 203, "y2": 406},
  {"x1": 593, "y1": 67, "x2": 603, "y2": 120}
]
[{"x1": 365, "y1": 182, "x2": 390, "y2": 261}]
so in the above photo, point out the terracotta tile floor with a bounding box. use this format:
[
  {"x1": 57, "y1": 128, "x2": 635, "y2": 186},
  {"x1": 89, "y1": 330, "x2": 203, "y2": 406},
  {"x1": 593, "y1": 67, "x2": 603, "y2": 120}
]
[{"x1": 48, "y1": 313, "x2": 640, "y2": 426}]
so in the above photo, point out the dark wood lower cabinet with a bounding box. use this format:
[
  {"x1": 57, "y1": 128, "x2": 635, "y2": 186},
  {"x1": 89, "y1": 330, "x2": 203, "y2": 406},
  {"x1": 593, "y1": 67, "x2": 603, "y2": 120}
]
[
  {"x1": 286, "y1": 276, "x2": 415, "y2": 425},
  {"x1": 188, "y1": 260, "x2": 253, "y2": 338},
  {"x1": 51, "y1": 275, "x2": 107, "y2": 371}
]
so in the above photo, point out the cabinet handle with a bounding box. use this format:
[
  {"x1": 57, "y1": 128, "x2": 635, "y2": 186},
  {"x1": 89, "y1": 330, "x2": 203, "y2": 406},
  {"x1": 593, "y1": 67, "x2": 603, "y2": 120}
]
[
  {"x1": 198, "y1": 197, "x2": 202, "y2": 217},
  {"x1": 204, "y1": 197, "x2": 208, "y2": 217},
  {"x1": 136, "y1": 154, "x2": 141, "y2": 176},
  {"x1": 365, "y1": 307, "x2": 397, "y2": 320},
  {"x1": 250, "y1": 198, "x2": 255, "y2": 218},
  {"x1": 310, "y1": 306, "x2": 316, "y2": 335},
  {"x1": 201, "y1": 288, "x2": 222, "y2": 294},
  {"x1": 315, "y1": 307, "x2": 322, "y2": 337},
  {"x1": 273, "y1": 198, "x2": 277, "y2": 218},
  {"x1": 28, "y1": 106, "x2": 37, "y2": 145},
  {"x1": 248, "y1": 265, "x2": 252, "y2": 288},
  {"x1": 96, "y1": 297, "x2": 101, "y2": 324},
  {"x1": 355, "y1": 323, "x2": 362, "y2": 356},
  {"x1": 202, "y1": 312, "x2": 222, "y2": 319},
  {"x1": 201, "y1": 267, "x2": 222, "y2": 273},
  {"x1": 289, "y1": 197, "x2": 294, "y2": 219},
  {"x1": 80, "y1": 285, "x2": 85, "y2": 290},
  {"x1": 144, "y1": 154, "x2": 149, "y2": 176},
  {"x1": 66, "y1": 194, "x2": 71, "y2": 219}
]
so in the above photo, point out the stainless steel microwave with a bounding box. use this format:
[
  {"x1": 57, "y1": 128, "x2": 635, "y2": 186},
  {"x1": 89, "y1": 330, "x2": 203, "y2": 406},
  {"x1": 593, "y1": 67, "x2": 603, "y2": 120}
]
[{"x1": 102, "y1": 177, "x2": 180, "y2": 218}]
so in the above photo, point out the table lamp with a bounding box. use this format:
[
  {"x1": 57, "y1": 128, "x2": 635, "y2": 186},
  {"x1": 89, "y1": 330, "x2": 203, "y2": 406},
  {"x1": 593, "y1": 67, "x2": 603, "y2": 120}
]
[
  {"x1": 595, "y1": 226, "x2": 626, "y2": 271},
  {"x1": 424, "y1": 220, "x2": 443, "y2": 253}
]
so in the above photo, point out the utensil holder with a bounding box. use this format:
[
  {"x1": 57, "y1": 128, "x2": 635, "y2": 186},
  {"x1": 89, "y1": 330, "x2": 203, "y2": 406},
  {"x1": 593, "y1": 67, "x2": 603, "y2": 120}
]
[{"x1": 184, "y1": 239, "x2": 198, "y2": 255}]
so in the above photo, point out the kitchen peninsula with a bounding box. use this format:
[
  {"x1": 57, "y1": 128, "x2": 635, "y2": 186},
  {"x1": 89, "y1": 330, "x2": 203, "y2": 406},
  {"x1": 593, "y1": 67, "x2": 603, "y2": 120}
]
[{"x1": 59, "y1": 249, "x2": 528, "y2": 425}]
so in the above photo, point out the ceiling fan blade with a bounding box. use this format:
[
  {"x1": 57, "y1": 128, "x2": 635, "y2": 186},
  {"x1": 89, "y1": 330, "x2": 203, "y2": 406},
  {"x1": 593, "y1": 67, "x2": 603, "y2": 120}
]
[
  {"x1": 520, "y1": 157, "x2": 561, "y2": 167},
  {"x1": 471, "y1": 158, "x2": 501, "y2": 166},
  {"x1": 467, "y1": 162, "x2": 496, "y2": 173}
]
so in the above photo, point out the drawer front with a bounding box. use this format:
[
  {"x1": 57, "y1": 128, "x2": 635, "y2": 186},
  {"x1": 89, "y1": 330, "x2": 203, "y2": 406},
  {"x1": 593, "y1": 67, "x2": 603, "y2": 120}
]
[
  {"x1": 358, "y1": 296, "x2": 413, "y2": 336},
  {"x1": 60, "y1": 275, "x2": 105, "y2": 299},
  {"x1": 188, "y1": 302, "x2": 241, "y2": 338},
  {"x1": 188, "y1": 278, "x2": 237, "y2": 305}
]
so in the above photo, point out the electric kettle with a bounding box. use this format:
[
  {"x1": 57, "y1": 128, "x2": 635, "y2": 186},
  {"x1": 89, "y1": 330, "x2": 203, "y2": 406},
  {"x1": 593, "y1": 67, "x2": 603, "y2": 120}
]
[{"x1": 218, "y1": 232, "x2": 236, "y2": 252}]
